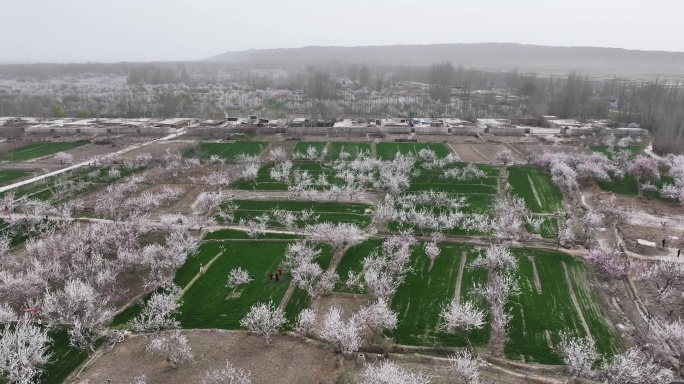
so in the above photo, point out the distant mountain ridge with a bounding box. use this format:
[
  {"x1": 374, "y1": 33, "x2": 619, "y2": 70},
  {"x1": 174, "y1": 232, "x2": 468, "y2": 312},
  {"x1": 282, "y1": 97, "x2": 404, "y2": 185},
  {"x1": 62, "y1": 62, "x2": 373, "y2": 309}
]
[{"x1": 207, "y1": 43, "x2": 684, "y2": 78}]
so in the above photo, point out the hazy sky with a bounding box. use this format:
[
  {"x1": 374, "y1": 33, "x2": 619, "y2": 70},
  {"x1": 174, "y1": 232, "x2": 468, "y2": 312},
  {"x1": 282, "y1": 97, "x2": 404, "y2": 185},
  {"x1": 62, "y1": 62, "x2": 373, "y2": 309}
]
[{"x1": 1, "y1": 0, "x2": 682, "y2": 62}]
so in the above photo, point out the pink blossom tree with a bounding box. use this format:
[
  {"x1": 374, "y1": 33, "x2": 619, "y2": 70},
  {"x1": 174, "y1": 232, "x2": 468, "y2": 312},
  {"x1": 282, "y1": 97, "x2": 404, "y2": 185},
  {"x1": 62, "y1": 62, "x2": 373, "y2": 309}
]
[
  {"x1": 628, "y1": 155, "x2": 661, "y2": 194},
  {"x1": 585, "y1": 244, "x2": 635, "y2": 289}
]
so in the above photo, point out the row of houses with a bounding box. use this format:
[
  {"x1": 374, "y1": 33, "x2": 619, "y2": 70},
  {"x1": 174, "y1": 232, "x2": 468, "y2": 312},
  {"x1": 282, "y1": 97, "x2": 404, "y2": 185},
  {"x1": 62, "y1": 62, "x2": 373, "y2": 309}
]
[{"x1": 0, "y1": 115, "x2": 648, "y2": 137}]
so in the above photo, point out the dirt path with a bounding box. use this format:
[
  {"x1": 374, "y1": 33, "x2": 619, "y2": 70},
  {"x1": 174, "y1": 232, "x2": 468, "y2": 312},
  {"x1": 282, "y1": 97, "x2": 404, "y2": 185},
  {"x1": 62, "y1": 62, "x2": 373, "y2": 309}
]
[
  {"x1": 318, "y1": 142, "x2": 331, "y2": 161},
  {"x1": 446, "y1": 143, "x2": 459, "y2": 159},
  {"x1": 453, "y1": 251, "x2": 467, "y2": 305},
  {"x1": 527, "y1": 174, "x2": 544, "y2": 210},
  {"x1": 469, "y1": 144, "x2": 489, "y2": 162},
  {"x1": 179, "y1": 250, "x2": 223, "y2": 298},
  {"x1": 528, "y1": 256, "x2": 542, "y2": 294},
  {"x1": 562, "y1": 261, "x2": 593, "y2": 341},
  {"x1": 0, "y1": 129, "x2": 187, "y2": 194},
  {"x1": 506, "y1": 142, "x2": 526, "y2": 159}
]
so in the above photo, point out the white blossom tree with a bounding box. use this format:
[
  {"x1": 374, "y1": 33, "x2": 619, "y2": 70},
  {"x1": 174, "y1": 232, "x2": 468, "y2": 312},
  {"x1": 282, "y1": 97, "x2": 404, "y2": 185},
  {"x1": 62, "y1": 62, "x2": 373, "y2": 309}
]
[
  {"x1": 294, "y1": 308, "x2": 317, "y2": 336},
  {"x1": 495, "y1": 147, "x2": 513, "y2": 165},
  {"x1": 320, "y1": 306, "x2": 362, "y2": 354},
  {"x1": 0, "y1": 303, "x2": 17, "y2": 323},
  {"x1": 469, "y1": 245, "x2": 519, "y2": 357},
  {"x1": 448, "y1": 350, "x2": 484, "y2": 384},
  {"x1": 267, "y1": 147, "x2": 287, "y2": 163},
  {"x1": 363, "y1": 361, "x2": 431, "y2": 384},
  {"x1": 637, "y1": 259, "x2": 684, "y2": 300},
  {"x1": 42, "y1": 279, "x2": 113, "y2": 351},
  {"x1": 146, "y1": 330, "x2": 194, "y2": 368},
  {"x1": 227, "y1": 268, "x2": 253, "y2": 291},
  {"x1": 650, "y1": 318, "x2": 684, "y2": 375},
  {"x1": 439, "y1": 300, "x2": 486, "y2": 351},
  {"x1": 597, "y1": 347, "x2": 673, "y2": 384},
  {"x1": 557, "y1": 333, "x2": 598, "y2": 380},
  {"x1": 129, "y1": 285, "x2": 182, "y2": 333},
  {"x1": 239, "y1": 301, "x2": 286, "y2": 345},
  {"x1": 352, "y1": 298, "x2": 398, "y2": 339},
  {"x1": 129, "y1": 373, "x2": 147, "y2": 384},
  {"x1": 54, "y1": 152, "x2": 74, "y2": 164},
  {"x1": 203, "y1": 360, "x2": 252, "y2": 384},
  {"x1": 0, "y1": 316, "x2": 52, "y2": 384}
]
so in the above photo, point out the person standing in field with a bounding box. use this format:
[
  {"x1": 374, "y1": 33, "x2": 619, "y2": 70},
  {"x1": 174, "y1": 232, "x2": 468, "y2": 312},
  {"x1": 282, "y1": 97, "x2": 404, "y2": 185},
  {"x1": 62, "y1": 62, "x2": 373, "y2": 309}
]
[{"x1": 199, "y1": 263, "x2": 204, "y2": 273}]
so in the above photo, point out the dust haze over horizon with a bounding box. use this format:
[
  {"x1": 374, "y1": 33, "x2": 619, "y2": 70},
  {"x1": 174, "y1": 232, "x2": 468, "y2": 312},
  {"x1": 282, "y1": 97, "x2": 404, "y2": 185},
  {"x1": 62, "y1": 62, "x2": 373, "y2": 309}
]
[{"x1": 1, "y1": 0, "x2": 683, "y2": 63}]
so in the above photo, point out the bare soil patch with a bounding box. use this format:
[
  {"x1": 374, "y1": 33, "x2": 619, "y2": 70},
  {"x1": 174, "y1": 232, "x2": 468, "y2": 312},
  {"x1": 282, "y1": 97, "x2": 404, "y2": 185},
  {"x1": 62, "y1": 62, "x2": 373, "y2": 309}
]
[
  {"x1": 71, "y1": 330, "x2": 339, "y2": 384},
  {"x1": 513, "y1": 143, "x2": 592, "y2": 159},
  {"x1": 619, "y1": 224, "x2": 684, "y2": 257},
  {"x1": 451, "y1": 143, "x2": 488, "y2": 162}
]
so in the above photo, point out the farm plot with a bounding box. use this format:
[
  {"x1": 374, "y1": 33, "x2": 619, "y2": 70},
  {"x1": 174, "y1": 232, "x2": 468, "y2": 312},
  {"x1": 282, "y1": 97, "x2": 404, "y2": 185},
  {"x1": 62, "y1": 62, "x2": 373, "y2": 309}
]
[
  {"x1": 292, "y1": 142, "x2": 328, "y2": 160},
  {"x1": 188, "y1": 141, "x2": 268, "y2": 160},
  {"x1": 505, "y1": 248, "x2": 620, "y2": 364},
  {"x1": 225, "y1": 199, "x2": 373, "y2": 228},
  {"x1": 335, "y1": 240, "x2": 490, "y2": 347},
  {"x1": 410, "y1": 162, "x2": 498, "y2": 195},
  {"x1": 41, "y1": 329, "x2": 99, "y2": 384},
  {"x1": 449, "y1": 144, "x2": 490, "y2": 163},
  {"x1": 0, "y1": 141, "x2": 87, "y2": 162},
  {"x1": 507, "y1": 166, "x2": 563, "y2": 213},
  {"x1": 595, "y1": 173, "x2": 676, "y2": 198},
  {"x1": 589, "y1": 144, "x2": 643, "y2": 159},
  {"x1": 335, "y1": 241, "x2": 619, "y2": 360},
  {"x1": 0, "y1": 165, "x2": 145, "y2": 203},
  {"x1": 326, "y1": 142, "x2": 372, "y2": 160},
  {"x1": 0, "y1": 169, "x2": 32, "y2": 186},
  {"x1": 231, "y1": 162, "x2": 340, "y2": 191},
  {"x1": 375, "y1": 142, "x2": 451, "y2": 160},
  {"x1": 177, "y1": 240, "x2": 332, "y2": 329},
  {"x1": 386, "y1": 244, "x2": 490, "y2": 347}
]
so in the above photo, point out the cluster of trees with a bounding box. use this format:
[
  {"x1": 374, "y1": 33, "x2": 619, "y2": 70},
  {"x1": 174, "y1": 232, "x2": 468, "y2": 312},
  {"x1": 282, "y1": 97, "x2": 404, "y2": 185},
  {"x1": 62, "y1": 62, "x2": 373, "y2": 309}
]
[{"x1": 3, "y1": 60, "x2": 684, "y2": 152}]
